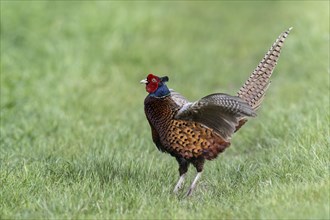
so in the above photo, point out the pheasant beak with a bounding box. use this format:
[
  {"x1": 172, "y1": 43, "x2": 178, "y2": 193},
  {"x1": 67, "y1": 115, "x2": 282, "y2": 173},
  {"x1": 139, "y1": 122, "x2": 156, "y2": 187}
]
[{"x1": 140, "y1": 79, "x2": 148, "y2": 84}]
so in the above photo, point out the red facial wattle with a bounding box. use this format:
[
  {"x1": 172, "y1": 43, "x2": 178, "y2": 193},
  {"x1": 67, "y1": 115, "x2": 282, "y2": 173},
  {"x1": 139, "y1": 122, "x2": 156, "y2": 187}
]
[
  {"x1": 146, "y1": 82, "x2": 158, "y2": 93},
  {"x1": 146, "y1": 74, "x2": 161, "y2": 94}
]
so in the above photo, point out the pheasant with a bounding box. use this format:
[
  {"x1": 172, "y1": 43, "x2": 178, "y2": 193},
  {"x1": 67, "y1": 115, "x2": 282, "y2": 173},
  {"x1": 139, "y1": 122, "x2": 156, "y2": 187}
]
[{"x1": 141, "y1": 28, "x2": 292, "y2": 196}]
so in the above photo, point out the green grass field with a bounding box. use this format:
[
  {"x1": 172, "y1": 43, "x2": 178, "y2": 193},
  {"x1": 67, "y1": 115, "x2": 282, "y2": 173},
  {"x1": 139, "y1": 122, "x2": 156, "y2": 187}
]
[{"x1": 1, "y1": 1, "x2": 329, "y2": 219}]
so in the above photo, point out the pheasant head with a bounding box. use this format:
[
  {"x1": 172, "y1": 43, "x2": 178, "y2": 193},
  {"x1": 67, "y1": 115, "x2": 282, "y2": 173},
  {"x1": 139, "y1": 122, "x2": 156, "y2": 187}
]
[{"x1": 140, "y1": 74, "x2": 170, "y2": 97}]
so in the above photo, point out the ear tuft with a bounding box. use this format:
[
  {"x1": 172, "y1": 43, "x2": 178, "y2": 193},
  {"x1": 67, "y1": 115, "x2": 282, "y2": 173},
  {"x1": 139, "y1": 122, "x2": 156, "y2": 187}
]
[{"x1": 161, "y1": 76, "x2": 169, "y2": 82}]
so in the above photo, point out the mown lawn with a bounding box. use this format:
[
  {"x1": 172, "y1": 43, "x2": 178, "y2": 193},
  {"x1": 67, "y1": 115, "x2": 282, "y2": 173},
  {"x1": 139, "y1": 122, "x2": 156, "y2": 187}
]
[{"x1": 1, "y1": 1, "x2": 329, "y2": 219}]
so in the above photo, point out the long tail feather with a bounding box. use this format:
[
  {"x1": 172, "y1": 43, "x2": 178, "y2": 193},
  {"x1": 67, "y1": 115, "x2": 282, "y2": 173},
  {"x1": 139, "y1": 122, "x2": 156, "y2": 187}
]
[{"x1": 237, "y1": 27, "x2": 292, "y2": 110}]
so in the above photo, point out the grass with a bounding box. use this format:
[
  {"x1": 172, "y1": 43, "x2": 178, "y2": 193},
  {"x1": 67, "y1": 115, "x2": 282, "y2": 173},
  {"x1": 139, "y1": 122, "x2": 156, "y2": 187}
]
[{"x1": 1, "y1": 1, "x2": 329, "y2": 219}]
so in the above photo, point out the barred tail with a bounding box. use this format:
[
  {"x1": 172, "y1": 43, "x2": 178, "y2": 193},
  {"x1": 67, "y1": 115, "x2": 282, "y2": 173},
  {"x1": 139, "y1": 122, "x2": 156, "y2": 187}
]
[{"x1": 237, "y1": 27, "x2": 292, "y2": 110}]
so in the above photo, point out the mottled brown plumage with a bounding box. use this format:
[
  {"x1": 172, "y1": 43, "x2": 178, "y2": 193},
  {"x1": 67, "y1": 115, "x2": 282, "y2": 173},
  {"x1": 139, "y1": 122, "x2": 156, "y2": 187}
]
[
  {"x1": 145, "y1": 95, "x2": 231, "y2": 160},
  {"x1": 141, "y1": 28, "x2": 292, "y2": 196}
]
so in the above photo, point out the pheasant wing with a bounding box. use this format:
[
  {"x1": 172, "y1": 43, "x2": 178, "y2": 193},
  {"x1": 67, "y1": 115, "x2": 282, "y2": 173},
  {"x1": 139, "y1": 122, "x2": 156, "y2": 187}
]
[{"x1": 174, "y1": 93, "x2": 256, "y2": 141}]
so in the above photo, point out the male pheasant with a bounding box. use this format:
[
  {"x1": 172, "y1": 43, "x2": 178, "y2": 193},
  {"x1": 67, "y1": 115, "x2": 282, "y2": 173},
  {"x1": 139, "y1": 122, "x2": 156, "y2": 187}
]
[{"x1": 141, "y1": 28, "x2": 292, "y2": 196}]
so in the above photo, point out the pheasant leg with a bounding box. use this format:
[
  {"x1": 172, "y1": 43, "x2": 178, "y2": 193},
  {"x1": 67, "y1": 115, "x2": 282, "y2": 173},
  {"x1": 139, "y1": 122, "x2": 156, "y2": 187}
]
[
  {"x1": 173, "y1": 173, "x2": 186, "y2": 193},
  {"x1": 186, "y1": 158, "x2": 204, "y2": 196},
  {"x1": 186, "y1": 172, "x2": 202, "y2": 196},
  {"x1": 173, "y1": 157, "x2": 189, "y2": 194}
]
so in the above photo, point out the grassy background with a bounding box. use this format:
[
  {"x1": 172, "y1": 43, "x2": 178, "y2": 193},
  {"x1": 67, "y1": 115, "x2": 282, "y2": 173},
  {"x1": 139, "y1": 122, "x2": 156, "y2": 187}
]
[{"x1": 1, "y1": 1, "x2": 329, "y2": 219}]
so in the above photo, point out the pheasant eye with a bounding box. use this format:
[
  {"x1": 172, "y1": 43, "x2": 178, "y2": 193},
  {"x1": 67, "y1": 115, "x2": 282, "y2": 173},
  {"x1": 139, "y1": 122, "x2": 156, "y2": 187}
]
[{"x1": 151, "y1": 78, "x2": 157, "y2": 83}]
